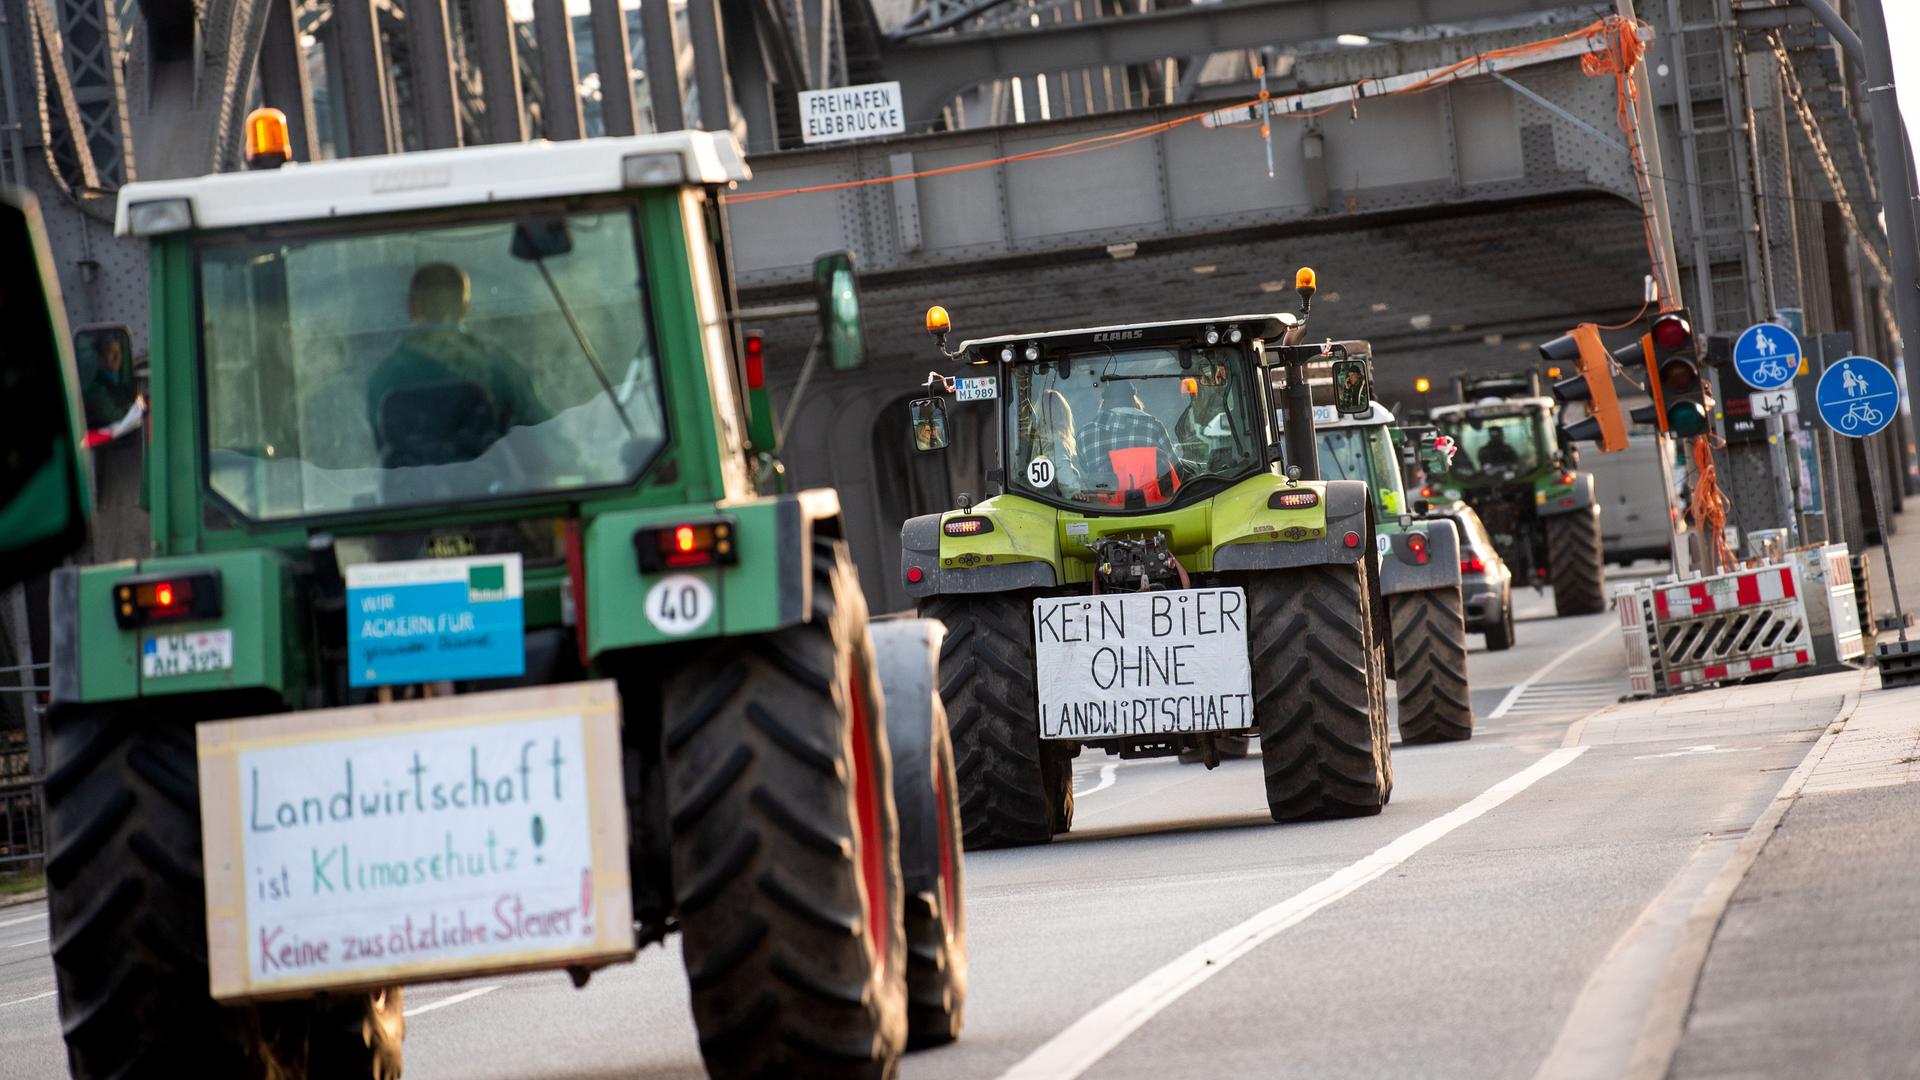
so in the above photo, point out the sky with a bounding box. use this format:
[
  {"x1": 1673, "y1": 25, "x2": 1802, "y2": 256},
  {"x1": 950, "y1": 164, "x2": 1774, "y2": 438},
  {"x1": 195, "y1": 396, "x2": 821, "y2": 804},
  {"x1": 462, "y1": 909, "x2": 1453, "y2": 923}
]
[{"x1": 1884, "y1": 4, "x2": 1919, "y2": 169}]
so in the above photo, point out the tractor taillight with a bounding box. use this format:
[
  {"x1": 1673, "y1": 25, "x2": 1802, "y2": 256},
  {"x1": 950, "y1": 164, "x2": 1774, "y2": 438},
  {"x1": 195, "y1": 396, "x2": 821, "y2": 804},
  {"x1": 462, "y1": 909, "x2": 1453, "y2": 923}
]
[
  {"x1": 634, "y1": 518, "x2": 738, "y2": 573},
  {"x1": 113, "y1": 570, "x2": 222, "y2": 629},
  {"x1": 1268, "y1": 490, "x2": 1321, "y2": 510}
]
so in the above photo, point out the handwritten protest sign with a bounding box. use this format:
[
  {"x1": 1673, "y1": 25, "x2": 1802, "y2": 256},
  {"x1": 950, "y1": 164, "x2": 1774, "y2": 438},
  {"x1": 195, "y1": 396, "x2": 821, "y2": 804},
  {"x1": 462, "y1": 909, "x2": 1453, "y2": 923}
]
[
  {"x1": 1031, "y1": 588, "x2": 1255, "y2": 739},
  {"x1": 197, "y1": 682, "x2": 633, "y2": 1000}
]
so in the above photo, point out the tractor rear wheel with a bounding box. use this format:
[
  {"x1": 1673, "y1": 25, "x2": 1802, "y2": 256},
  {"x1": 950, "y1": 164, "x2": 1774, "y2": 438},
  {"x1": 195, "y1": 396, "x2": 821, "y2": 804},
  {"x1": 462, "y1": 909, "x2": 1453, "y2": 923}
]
[
  {"x1": 1546, "y1": 511, "x2": 1606, "y2": 616},
  {"x1": 1243, "y1": 560, "x2": 1393, "y2": 820},
  {"x1": 1390, "y1": 587, "x2": 1474, "y2": 743},
  {"x1": 916, "y1": 594, "x2": 1068, "y2": 848},
  {"x1": 663, "y1": 538, "x2": 908, "y2": 1079},
  {"x1": 44, "y1": 696, "x2": 403, "y2": 1080}
]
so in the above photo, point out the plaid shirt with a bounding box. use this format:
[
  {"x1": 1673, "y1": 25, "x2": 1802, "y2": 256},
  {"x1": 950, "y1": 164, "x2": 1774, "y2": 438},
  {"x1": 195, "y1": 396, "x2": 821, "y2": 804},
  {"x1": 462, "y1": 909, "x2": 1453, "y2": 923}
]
[{"x1": 1077, "y1": 408, "x2": 1180, "y2": 490}]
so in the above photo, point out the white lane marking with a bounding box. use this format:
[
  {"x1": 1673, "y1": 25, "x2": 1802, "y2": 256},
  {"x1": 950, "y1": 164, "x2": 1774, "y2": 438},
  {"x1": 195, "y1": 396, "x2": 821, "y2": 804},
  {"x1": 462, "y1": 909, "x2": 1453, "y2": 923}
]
[
  {"x1": 0, "y1": 913, "x2": 45, "y2": 930},
  {"x1": 4, "y1": 935, "x2": 48, "y2": 948},
  {"x1": 402, "y1": 984, "x2": 500, "y2": 1017},
  {"x1": 0, "y1": 990, "x2": 56, "y2": 1009},
  {"x1": 1488, "y1": 622, "x2": 1620, "y2": 720},
  {"x1": 1632, "y1": 745, "x2": 1764, "y2": 761},
  {"x1": 1080, "y1": 763, "x2": 1119, "y2": 797},
  {"x1": 996, "y1": 746, "x2": 1589, "y2": 1080}
]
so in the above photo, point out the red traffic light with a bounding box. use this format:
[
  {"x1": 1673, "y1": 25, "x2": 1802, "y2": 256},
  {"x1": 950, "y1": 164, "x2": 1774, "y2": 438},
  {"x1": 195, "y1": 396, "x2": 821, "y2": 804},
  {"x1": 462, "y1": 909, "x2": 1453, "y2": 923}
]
[{"x1": 1652, "y1": 312, "x2": 1691, "y2": 350}]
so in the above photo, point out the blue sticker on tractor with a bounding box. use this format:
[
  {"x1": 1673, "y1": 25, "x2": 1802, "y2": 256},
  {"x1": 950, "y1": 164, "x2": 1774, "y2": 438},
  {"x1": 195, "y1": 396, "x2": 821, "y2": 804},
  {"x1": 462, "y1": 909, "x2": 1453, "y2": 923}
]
[{"x1": 345, "y1": 555, "x2": 525, "y2": 687}]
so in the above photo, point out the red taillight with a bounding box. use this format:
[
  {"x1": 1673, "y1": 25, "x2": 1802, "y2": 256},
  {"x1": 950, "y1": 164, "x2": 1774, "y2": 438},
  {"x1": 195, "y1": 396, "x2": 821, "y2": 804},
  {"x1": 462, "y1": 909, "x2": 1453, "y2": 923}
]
[
  {"x1": 906, "y1": 566, "x2": 925, "y2": 584},
  {"x1": 1268, "y1": 490, "x2": 1321, "y2": 510},
  {"x1": 1558, "y1": 471, "x2": 1576, "y2": 485},
  {"x1": 744, "y1": 333, "x2": 765, "y2": 390},
  {"x1": 943, "y1": 517, "x2": 994, "y2": 536},
  {"x1": 113, "y1": 570, "x2": 221, "y2": 629},
  {"x1": 1461, "y1": 557, "x2": 1486, "y2": 573},
  {"x1": 634, "y1": 519, "x2": 739, "y2": 572},
  {"x1": 1343, "y1": 531, "x2": 1362, "y2": 549},
  {"x1": 1420, "y1": 486, "x2": 1434, "y2": 498},
  {"x1": 155, "y1": 583, "x2": 175, "y2": 607},
  {"x1": 1406, "y1": 534, "x2": 1427, "y2": 555}
]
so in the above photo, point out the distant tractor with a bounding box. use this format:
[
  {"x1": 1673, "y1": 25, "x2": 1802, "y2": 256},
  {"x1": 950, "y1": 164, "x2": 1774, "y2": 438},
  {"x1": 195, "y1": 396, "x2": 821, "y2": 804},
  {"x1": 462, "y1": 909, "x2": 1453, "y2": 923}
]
[
  {"x1": 1427, "y1": 372, "x2": 1606, "y2": 616},
  {"x1": 7, "y1": 116, "x2": 967, "y2": 1080},
  {"x1": 1307, "y1": 400, "x2": 1474, "y2": 743},
  {"x1": 900, "y1": 272, "x2": 1395, "y2": 849}
]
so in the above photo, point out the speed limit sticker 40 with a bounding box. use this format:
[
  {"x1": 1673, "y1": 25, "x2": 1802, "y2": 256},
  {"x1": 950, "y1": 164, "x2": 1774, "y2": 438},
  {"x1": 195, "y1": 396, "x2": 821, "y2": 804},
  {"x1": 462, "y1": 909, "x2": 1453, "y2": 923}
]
[{"x1": 646, "y1": 574, "x2": 715, "y2": 636}]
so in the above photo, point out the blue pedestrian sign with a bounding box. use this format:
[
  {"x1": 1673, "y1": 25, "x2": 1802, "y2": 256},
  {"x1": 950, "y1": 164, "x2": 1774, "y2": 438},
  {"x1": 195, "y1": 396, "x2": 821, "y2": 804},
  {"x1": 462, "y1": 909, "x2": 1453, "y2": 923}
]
[
  {"x1": 1732, "y1": 322, "x2": 1800, "y2": 391},
  {"x1": 1814, "y1": 356, "x2": 1898, "y2": 439}
]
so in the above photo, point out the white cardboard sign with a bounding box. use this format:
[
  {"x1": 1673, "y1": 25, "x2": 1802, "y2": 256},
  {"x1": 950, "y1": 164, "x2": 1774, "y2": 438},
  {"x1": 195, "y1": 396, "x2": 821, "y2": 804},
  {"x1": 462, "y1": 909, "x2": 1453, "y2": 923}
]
[
  {"x1": 1031, "y1": 588, "x2": 1254, "y2": 739},
  {"x1": 798, "y1": 82, "x2": 906, "y2": 144},
  {"x1": 198, "y1": 683, "x2": 633, "y2": 1000}
]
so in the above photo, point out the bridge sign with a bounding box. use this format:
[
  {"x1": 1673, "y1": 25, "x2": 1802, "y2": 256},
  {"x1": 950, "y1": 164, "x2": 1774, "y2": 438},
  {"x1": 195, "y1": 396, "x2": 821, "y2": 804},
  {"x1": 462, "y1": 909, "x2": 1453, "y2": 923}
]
[
  {"x1": 798, "y1": 82, "x2": 906, "y2": 145},
  {"x1": 1732, "y1": 322, "x2": 1800, "y2": 391},
  {"x1": 1814, "y1": 355, "x2": 1898, "y2": 438}
]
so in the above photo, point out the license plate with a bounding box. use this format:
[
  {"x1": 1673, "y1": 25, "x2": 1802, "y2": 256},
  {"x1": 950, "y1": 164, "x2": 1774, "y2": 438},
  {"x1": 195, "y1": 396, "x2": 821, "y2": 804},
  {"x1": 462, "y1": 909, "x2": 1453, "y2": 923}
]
[
  {"x1": 1031, "y1": 588, "x2": 1254, "y2": 739},
  {"x1": 143, "y1": 629, "x2": 234, "y2": 678},
  {"x1": 954, "y1": 376, "x2": 997, "y2": 401}
]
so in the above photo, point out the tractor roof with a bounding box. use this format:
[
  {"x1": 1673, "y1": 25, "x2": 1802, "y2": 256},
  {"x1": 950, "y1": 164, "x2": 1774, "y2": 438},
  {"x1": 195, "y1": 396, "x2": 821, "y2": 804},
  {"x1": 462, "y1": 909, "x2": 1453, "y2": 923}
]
[
  {"x1": 958, "y1": 313, "x2": 1298, "y2": 359},
  {"x1": 115, "y1": 131, "x2": 748, "y2": 237},
  {"x1": 1429, "y1": 396, "x2": 1555, "y2": 420}
]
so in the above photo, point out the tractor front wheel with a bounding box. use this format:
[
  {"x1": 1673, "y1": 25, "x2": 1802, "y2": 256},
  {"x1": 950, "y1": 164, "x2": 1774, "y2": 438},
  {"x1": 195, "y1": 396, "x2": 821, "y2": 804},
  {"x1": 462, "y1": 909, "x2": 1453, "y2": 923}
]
[
  {"x1": 917, "y1": 593, "x2": 1068, "y2": 848},
  {"x1": 1243, "y1": 560, "x2": 1393, "y2": 820}
]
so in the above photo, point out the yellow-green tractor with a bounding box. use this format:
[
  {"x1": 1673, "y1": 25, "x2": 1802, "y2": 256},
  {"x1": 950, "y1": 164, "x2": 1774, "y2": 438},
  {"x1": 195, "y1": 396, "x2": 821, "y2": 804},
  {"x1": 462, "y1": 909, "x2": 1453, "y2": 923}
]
[{"x1": 899, "y1": 272, "x2": 1395, "y2": 848}]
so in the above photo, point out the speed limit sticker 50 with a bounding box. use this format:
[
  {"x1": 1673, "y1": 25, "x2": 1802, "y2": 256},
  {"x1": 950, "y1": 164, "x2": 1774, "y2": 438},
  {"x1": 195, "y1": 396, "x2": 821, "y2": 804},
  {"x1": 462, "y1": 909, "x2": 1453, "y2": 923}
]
[{"x1": 645, "y1": 574, "x2": 716, "y2": 636}]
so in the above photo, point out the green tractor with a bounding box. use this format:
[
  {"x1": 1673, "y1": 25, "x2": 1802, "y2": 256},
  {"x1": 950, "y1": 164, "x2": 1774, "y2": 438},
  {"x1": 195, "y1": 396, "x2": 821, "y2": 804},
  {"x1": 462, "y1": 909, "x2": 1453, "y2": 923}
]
[
  {"x1": 1426, "y1": 371, "x2": 1606, "y2": 616},
  {"x1": 5, "y1": 122, "x2": 967, "y2": 1079},
  {"x1": 1305, "y1": 396, "x2": 1474, "y2": 743},
  {"x1": 899, "y1": 271, "x2": 1395, "y2": 849}
]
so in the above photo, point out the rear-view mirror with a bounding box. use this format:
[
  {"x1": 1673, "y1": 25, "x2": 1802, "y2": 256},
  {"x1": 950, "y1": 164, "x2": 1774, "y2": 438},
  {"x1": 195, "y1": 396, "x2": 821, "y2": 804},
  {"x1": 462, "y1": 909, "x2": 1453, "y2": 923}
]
[
  {"x1": 1332, "y1": 357, "x2": 1372, "y2": 415},
  {"x1": 0, "y1": 189, "x2": 90, "y2": 586},
  {"x1": 814, "y1": 251, "x2": 865, "y2": 371},
  {"x1": 910, "y1": 397, "x2": 948, "y2": 452},
  {"x1": 510, "y1": 216, "x2": 574, "y2": 261}
]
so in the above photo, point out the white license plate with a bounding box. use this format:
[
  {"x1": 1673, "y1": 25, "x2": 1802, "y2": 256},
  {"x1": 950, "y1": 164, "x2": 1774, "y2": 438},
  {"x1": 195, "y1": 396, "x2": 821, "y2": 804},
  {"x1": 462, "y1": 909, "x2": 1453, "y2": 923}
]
[
  {"x1": 1031, "y1": 588, "x2": 1254, "y2": 740},
  {"x1": 954, "y1": 377, "x2": 997, "y2": 401},
  {"x1": 143, "y1": 629, "x2": 234, "y2": 678}
]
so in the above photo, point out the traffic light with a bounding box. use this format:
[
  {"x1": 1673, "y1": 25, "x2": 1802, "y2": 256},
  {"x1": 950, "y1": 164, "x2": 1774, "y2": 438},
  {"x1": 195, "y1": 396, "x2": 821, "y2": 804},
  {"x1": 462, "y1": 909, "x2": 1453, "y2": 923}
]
[
  {"x1": 1627, "y1": 309, "x2": 1710, "y2": 436},
  {"x1": 1541, "y1": 323, "x2": 1628, "y2": 452}
]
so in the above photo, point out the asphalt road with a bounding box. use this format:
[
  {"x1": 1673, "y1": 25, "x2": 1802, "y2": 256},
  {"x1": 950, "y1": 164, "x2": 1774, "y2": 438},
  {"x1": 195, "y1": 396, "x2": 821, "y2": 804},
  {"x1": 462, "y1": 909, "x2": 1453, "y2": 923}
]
[{"x1": 0, "y1": 567, "x2": 1835, "y2": 1080}]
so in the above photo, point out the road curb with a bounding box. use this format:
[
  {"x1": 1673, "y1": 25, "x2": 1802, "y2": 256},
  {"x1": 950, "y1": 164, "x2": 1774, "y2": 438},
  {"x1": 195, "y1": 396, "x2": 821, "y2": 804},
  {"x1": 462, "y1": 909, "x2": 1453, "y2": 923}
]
[
  {"x1": 1621, "y1": 686, "x2": 1862, "y2": 1080},
  {"x1": 0, "y1": 888, "x2": 47, "y2": 910}
]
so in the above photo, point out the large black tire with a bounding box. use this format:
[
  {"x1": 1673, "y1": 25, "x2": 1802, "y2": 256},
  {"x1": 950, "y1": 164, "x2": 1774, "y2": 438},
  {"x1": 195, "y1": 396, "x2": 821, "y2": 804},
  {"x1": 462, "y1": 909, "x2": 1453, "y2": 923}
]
[
  {"x1": 1485, "y1": 596, "x2": 1516, "y2": 651},
  {"x1": 1242, "y1": 560, "x2": 1393, "y2": 820},
  {"x1": 663, "y1": 539, "x2": 908, "y2": 1079},
  {"x1": 916, "y1": 594, "x2": 1070, "y2": 849},
  {"x1": 1546, "y1": 511, "x2": 1606, "y2": 615},
  {"x1": 875, "y1": 648, "x2": 967, "y2": 1049},
  {"x1": 1389, "y1": 588, "x2": 1474, "y2": 743},
  {"x1": 43, "y1": 697, "x2": 403, "y2": 1080}
]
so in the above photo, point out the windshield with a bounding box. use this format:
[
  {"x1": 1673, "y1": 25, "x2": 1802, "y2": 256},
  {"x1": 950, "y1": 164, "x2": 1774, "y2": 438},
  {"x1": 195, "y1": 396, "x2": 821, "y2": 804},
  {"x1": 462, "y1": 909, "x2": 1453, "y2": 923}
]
[
  {"x1": 1316, "y1": 425, "x2": 1405, "y2": 516},
  {"x1": 1006, "y1": 346, "x2": 1258, "y2": 508},
  {"x1": 1433, "y1": 412, "x2": 1546, "y2": 482},
  {"x1": 197, "y1": 205, "x2": 666, "y2": 521}
]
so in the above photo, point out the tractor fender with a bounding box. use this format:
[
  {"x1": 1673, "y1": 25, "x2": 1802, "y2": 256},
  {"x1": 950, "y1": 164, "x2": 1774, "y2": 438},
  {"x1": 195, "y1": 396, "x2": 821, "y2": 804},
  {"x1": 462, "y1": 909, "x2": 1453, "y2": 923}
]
[
  {"x1": 899, "y1": 512, "x2": 1057, "y2": 599},
  {"x1": 1379, "y1": 517, "x2": 1463, "y2": 597},
  {"x1": 1213, "y1": 479, "x2": 1370, "y2": 572},
  {"x1": 1535, "y1": 471, "x2": 1598, "y2": 518}
]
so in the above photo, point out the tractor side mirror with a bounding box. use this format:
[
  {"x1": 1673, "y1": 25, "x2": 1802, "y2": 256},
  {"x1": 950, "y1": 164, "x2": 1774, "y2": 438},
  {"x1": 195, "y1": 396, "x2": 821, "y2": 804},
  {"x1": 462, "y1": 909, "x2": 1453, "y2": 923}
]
[
  {"x1": 813, "y1": 251, "x2": 865, "y2": 371},
  {"x1": 910, "y1": 397, "x2": 949, "y2": 452},
  {"x1": 1331, "y1": 357, "x2": 1372, "y2": 415},
  {"x1": 0, "y1": 190, "x2": 90, "y2": 587}
]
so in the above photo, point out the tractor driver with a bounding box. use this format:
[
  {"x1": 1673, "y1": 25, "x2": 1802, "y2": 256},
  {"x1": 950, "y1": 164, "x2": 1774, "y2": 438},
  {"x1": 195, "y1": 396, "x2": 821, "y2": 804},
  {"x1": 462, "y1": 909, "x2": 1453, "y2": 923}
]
[
  {"x1": 1078, "y1": 378, "x2": 1181, "y2": 496},
  {"x1": 1476, "y1": 425, "x2": 1521, "y2": 471},
  {"x1": 367, "y1": 262, "x2": 550, "y2": 466}
]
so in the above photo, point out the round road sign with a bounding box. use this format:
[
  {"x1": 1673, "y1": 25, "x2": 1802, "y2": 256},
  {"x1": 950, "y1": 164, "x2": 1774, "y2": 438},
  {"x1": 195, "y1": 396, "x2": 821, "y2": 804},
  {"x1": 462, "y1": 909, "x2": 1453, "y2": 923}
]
[
  {"x1": 1732, "y1": 322, "x2": 1800, "y2": 391},
  {"x1": 1814, "y1": 356, "x2": 1898, "y2": 439}
]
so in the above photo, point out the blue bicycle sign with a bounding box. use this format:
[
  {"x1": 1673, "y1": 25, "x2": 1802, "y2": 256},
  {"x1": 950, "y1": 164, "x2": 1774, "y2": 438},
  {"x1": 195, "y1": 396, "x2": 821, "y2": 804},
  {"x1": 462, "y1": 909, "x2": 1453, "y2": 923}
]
[
  {"x1": 1733, "y1": 322, "x2": 1800, "y2": 391},
  {"x1": 1814, "y1": 356, "x2": 1898, "y2": 439}
]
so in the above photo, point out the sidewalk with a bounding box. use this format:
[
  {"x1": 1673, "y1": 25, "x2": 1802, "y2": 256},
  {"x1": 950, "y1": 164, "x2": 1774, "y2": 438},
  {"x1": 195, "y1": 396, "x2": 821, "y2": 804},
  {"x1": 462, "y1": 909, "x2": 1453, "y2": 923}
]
[{"x1": 1665, "y1": 671, "x2": 1920, "y2": 1079}]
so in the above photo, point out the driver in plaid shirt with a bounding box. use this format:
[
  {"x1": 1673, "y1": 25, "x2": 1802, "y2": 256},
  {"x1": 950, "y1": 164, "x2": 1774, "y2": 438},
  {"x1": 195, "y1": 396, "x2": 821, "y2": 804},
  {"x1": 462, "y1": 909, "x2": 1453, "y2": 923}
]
[{"x1": 1077, "y1": 379, "x2": 1182, "y2": 493}]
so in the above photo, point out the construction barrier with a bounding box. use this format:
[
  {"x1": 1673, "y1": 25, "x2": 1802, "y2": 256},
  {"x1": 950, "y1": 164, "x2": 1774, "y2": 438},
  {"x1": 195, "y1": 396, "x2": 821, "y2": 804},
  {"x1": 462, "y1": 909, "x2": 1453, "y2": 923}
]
[{"x1": 1613, "y1": 553, "x2": 1862, "y2": 695}]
